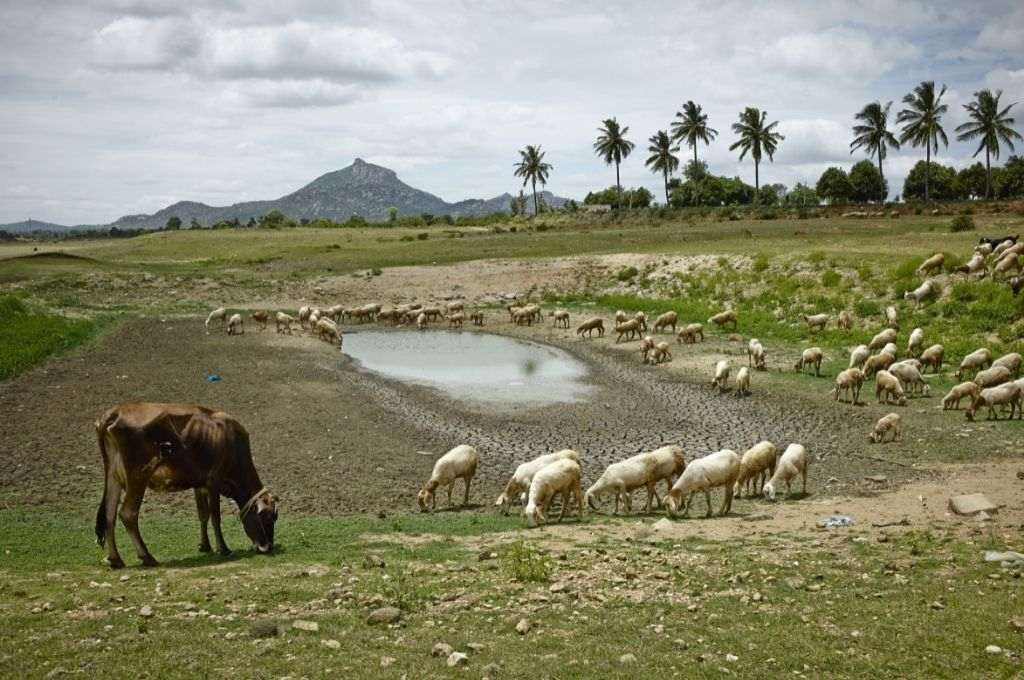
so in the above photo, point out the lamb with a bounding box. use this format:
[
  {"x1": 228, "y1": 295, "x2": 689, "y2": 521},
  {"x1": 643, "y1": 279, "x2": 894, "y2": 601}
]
[
  {"x1": 735, "y1": 366, "x2": 751, "y2": 396},
  {"x1": 653, "y1": 311, "x2": 678, "y2": 333},
  {"x1": 205, "y1": 307, "x2": 227, "y2": 331},
  {"x1": 665, "y1": 449, "x2": 741, "y2": 518},
  {"x1": 298, "y1": 306, "x2": 313, "y2": 329},
  {"x1": 919, "y1": 344, "x2": 944, "y2": 373},
  {"x1": 576, "y1": 317, "x2": 604, "y2": 338},
  {"x1": 907, "y1": 327, "x2": 924, "y2": 357},
  {"x1": 639, "y1": 336, "x2": 655, "y2": 363},
  {"x1": 849, "y1": 344, "x2": 870, "y2": 370},
  {"x1": 748, "y1": 338, "x2": 767, "y2": 370},
  {"x1": 551, "y1": 310, "x2": 570, "y2": 328},
  {"x1": 421, "y1": 307, "x2": 444, "y2": 322},
  {"x1": 446, "y1": 301, "x2": 464, "y2": 314},
  {"x1": 863, "y1": 352, "x2": 896, "y2": 378},
  {"x1": 416, "y1": 312, "x2": 427, "y2": 330},
  {"x1": 708, "y1": 310, "x2": 738, "y2": 330},
  {"x1": 634, "y1": 311, "x2": 648, "y2": 332},
  {"x1": 417, "y1": 445, "x2": 479, "y2": 512},
  {"x1": 470, "y1": 311, "x2": 485, "y2": 326},
  {"x1": 803, "y1": 313, "x2": 829, "y2": 332},
  {"x1": 615, "y1": 319, "x2": 642, "y2": 343},
  {"x1": 512, "y1": 308, "x2": 534, "y2": 326},
  {"x1": 251, "y1": 310, "x2": 269, "y2": 331},
  {"x1": 973, "y1": 364, "x2": 1012, "y2": 389},
  {"x1": 837, "y1": 310, "x2": 852, "y2": 330},
  {"x1": 585, "y1": 445, "x2": 686, "y2": 514},
  {"x1": 993, "y1": 255, "x2": 1021, "y2": 279},
  {"x1": 448, "y1": 312, "x2": 465, "y2": 328},
  {"x1": 868, "y1": 413, "x2": 902, "y2": 443},
  {"x1": 226, "y1": 313, "x2": 244, "y2": 335},
  {"x1": 649, "y1": 341, "x2": 672, "y2": 365},
  {"x1": 874, "y1": 370, "x2": 907, "y2": 406},
  {"x1": 955, "y1": 348, "x2": 993, "y2": 379},
  {"x1": 884, "y1": 305, "x2": 899, "y2": 329},
  {"x1": 888, "y1": 362, "x2": 929, "y2": 395},
  {"x1": 524, "y1": 458, "x2": 584, "y2": 527},
  {"x1": 676, "y1": 323, "x2": 704, "y2": 344},
  {"x1": 325, "y1": 304, "x2": 345, "y2": 322},
  {"x1": 868, "y1": 328, "x2": 897, "y2": 351},
  {"x1": 966, "y1": 382, "x2": 1023, "y2": 421},
  {"x1": 523, "y1": 303, "x2": 543, "y2": 323},
  {"x1": 956, "y1": 253, "x2": 987, "y2": 277},
  {"x1": 763, "y1": 443, "x2": 809, "y2": 500},
  {"x1": 942, "y1": 381, "x2": 980, "y2": 410},
  {"x1": 916, "y1": 253, "x2": 945, "y2": 276},
  {"x1": 993, "y1": 352, "x2": 1023, "y2": 378},
  {"x1": 307, "y1": 309, "x2": 321, "y2": 330},
  {"x1": 495, "y1": 449, "x2": 580, "y2": 515},
  {"x1": 904, "y1": 280, "x2": 940, "y2": 306},
  {"x1": 316, "y1": 318, "x2": 342, "y2": 346},
  {"x1": 711, "y1": 359, "x2": 732, "y2": 392},
  {"x1": 733, "y1": 441, "x2": 777, "y2": 497},
  {"x1": 794, "y1": 347, "x2": 823, "y2": 376},
  {"x1": 275, "y1": 312, "x2": 295, "y2": 334},
  {"x1": 614, "y1": 310, "x2": 629, "y2": 324},
  {"x1": 830, "y1": 368, "x2": 865, "y2": 404}
]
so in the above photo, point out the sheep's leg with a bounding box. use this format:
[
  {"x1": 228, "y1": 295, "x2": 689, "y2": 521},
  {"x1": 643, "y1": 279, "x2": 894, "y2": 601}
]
[
  {"x1": 704, "y1": 490, "x2": 713, "y2": 518},
  {"x1": 555, "y1": 491, "x2": 569, "y2": 522},
  {"x1": 462, "y1": 475, "x2": 472, "y2": 507},
  {"x1": 721, "y1": 485, "x2": 734, "y2": 516},
  {"x1": 120, "y1": 478, "x2": 158, "y2": 567},
  {"x1": 195, "y1": 488, "x2": 212, "y2": 553}
]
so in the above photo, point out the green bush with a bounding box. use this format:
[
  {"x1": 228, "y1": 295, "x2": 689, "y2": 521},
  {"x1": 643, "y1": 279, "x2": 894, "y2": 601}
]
[
  {"x1": 617, "y1": 266, "x2": 639, "y2": 281},
  {"x1": 752, "y1": 255, "x2": 771, "y2": 273},
  {"x1": 854, "y1": 299, "x2": 881, "y2": 319},
  {"x1": 0, "y1": 296, "x2": 97, "y2": 381},
  {"x1": 502, "y1": 541, "x2": 551, "y2": 583},
  {"x1": 416, "y1": 232, "x2": 429, "y2": 241},
  {"x1": 950, "y1": 215, "x2": 976, "y2": 232},
  {"x1": 821, "y1": 270, "x2": 841, "y2": 288}
]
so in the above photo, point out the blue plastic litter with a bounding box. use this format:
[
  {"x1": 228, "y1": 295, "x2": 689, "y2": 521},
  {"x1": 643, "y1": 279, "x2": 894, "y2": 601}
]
[
  {"x1": 823, "y1": 515, "x2": 854, "y2": 528},
  {"x1": 206, "y1": 373, "x2": 222, "y2": 383}
]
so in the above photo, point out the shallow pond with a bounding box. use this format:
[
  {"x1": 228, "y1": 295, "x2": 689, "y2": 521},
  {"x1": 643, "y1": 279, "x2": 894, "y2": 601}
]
[{"x1": 343, "y1": 330, "x2": 593, "y2": 406}]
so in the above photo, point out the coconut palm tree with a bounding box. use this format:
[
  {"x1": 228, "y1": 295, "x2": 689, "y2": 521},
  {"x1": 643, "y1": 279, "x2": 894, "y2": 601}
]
[
  {"x1": 897, "y1": 81, "x2": 949, "y2": 202},
  {"x1": 671, "y1": 100, "x2": 718, "y2": 167},
  {"x1": 956, "y1": 89, "x2": 1022, "y2": 199},
  {"x1": 850, "y1": 101, "x2": 901, "y2": 203},
  {"x1": 645, "y1": 130, "x2": 680, "y2": 204},
  {"x1": 513, "y1": 144, "x2": 553, "y2": 216},
  {"x1": 593, "y1": 118, "x2": 635, "y2": 208},
  {"x1": 728, "y1": 107, "x2": 784, "y2": 193}
]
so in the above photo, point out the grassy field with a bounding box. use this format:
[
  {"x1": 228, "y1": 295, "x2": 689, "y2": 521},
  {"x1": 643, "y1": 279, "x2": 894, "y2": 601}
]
[{"x1": 0, "y1": 295, "x2": 105, "y2": 380}]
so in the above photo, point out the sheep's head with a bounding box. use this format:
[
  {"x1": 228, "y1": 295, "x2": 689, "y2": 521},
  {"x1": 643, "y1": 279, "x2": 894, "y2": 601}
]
[
  {"x1": 868, "y1": 432, "x2": 878, "y2": 444},
  {"x1": 416, "y1": 489, "x2": 433, "y2": 512},
  {"x1": 494, "y1": 493, "x2": 507, "y2": 508},
  {"x1": 897, "y1": 395, "x2": 907, "y2": 406},
  {"x1": 665, "y1": 491, "x2": 682, "y2": 516},
  {"x1": 524, "y1": 503, "x2": 542, "y2": 528},
  {"x1": 763, "y1": 482, "x2": 777, "y2": 501}
]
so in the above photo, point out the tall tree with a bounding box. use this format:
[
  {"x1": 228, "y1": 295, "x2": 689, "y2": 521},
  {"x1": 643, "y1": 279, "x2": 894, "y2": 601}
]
[
  {"x1": 513, "y1": 144, "x2": 553, "y2": 216},
  {"x1": 728, "y1": 107, "x2": 784, "y2": 193},
  {"x1": 593, "y1": 118, "x2": 635, "y2": 208},
  {"x1": 850, "y1": 101, "x2": 901, "y2": 202},
  {"x1": 645, "y1": 130, "x2": 680, "y2": 204},
  {"x1": 897, "y1": 81, "x2": 949, "y2": 202},
  {"x1": 955, "y1": 89, "x2": 1022, "y2": 199},
  {"x1": 671, "y1": 100, "x2": 718, "y2": 167}
]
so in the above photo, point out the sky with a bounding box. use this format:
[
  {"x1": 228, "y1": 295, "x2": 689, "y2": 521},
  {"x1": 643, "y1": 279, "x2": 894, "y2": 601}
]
[{"x1": 2, "y1": 0, "x2": 1024, "y2": 225}]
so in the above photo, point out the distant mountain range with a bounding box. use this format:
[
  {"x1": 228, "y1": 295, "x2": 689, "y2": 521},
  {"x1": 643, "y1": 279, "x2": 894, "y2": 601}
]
[{"x1": 1, "y1": 159, "x2": 570, "y2": 233}]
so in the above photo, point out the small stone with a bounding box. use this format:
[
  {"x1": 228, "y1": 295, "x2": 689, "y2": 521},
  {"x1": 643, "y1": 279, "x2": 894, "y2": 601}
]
[
  {"x1": 619, "y1": 653, "x2": 637, "y2": 665},
  {"x1": 948, "y1": 494, "x2": 997, "y2": 516},
  {"x1": 380, "y1": 656, "x2": 396, "y2": 668},
  {"x1": 865, "y1": 475, "x2": 887, "y2": 483},
  {"x1": 652, "y1": 518, "x2": 674, "y2": 531},
  {"x1": 929, "y1": 601, "x2": 945, "y2": 610},
  {"x1": 482, "y1": 662, "x2": 500, "y2": 679},
  {"x1": 292, "y1": 620, "x2": 319, "y2": 632},
  {"x1": 549, "y1": 582, "x2": 569, "y2": 593},
  {"x1": 362, "y1": 554, "x2": 386, "y2": 569},
  {"x1": 447, "y1": 651, "x2": 469, "y2": 667},
  {"x1": 367, "y1": 607, "x2": 401, "y2": 625},
  {"x1": 250, "y1": 621, "x2": 279, "y2": 638},
  {"x1": 432, "y1": 642, "x2": 454, "y2": 658},
  {"x1": 321, "y1": 639, "x2": 341, "y2": 650},
  {"x1": 985, "y1": 645, "x2": 1002, "y2": 655},
  {"x1": 138, "y1": 605, "x2": 154, "y2": 618},
  {"x1": 467, "y1": 642, "x2": 486, "y2": 652},
  {"x1": 726, "y1": 654, "x2": 738, "y2": 663},
  {"x1": 515, "y1": 618, "x2": 531, "y2": 635}
]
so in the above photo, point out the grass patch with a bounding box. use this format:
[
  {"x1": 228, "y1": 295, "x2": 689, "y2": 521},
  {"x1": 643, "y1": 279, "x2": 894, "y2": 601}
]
[{"x1": 0, "y1": 295, "x2": 102, "y2": 380}]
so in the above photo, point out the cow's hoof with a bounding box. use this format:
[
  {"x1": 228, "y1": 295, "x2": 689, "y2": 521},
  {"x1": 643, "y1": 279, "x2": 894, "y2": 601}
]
[
  {"x1": 218, "y1": 548, "x2": 232, "y2": 557},
  {"x1": 104, "y1": 556, "x2": 125, "y2": 569},
  {"x1": 140, "y1": 556, "x2": 160, "y2": 568},
  {"x1": 198, "y1": 543, "x2": 212, "y2": 553}
]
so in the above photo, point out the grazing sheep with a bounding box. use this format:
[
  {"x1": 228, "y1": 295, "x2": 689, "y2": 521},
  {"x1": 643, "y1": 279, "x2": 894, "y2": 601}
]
[
  {"x1": 448, "y1": 312, "x2": 465, "y2": 328},
  {"x1": 325, "y1": 304, "x2": 345, "y2": 322},
  {"x1": 974, "y1": 364, "x2": 1012, "y2": 389},
  {"x1": 889, "y1": 362, "x2": 930, "y2": 395},
  {"x1": 880, "y1": 342, "x2": 899, "y2": 359},
  {"x1": 676, "y1": 323, "x2": 704, "y2": 344},
  {"x1": 869, "y1": 413, "x2": 902, "y2": 443},
  {"x1": 875, "y1": 370, "x2": 907, "y2": 406},
  {"x1": 863, "y1": 352, "x2": 896, "y2": 378},
  {"x1": 891, "y1": 357, "x2": 922, "y2": 372},
  {"x1": 226, "y1": 313, "x2": 244, "y2": 335},
  {"x1": 665, "y1": 449, "x2": 741, "y2": 518},
  {"x1": 525, "y1": 459, "x2": 584, "y2": 527},
  {"x1": 884, "y1": 305, "x2": 899, "y2": 329},
  {"x1": 794, "y1": 347, "x2": 823, "y2": 376},
  {"x1": 615, "y1": 319, "x2": 642, "y2": 343},
  {"x1": 907, "y1": 328, "x2": 924, "y2": 357},
  {"x1": 495, "y1": 449, "x2": 580, "y2": 515},
  {"x1": 748, "y1": 338, "x2": 767, "y2": 370},
  {"x1": 446, "y1": 301, "x2": 464, "y2": 315},
  {"x1": 275, "y1": 312, "x2": 295, "y2": 334},
  {"x1": 966, "y1": 382, "x2": 1023, "y2": 421},
  {"x1": 416, "y1": 312, "x2": 427, "y2": 330},
  {"x1": 512, "y1": 308, "x2": 534, "y2": 326},
  {"x1": 734, "y1": 441, "x2": 777, "y2": 498},
  {"x1": 919, "y1": 344, "x2": 944, "y2": 373},
  {"x1": 942, "y1": 381, "x2": 980, "y2": 410},
  {"x1": 653, "y1": 311, "x2": 678, "y2": 333},
  {"x1": 708, "y1": 310, "x2": 738, "y2": 330},
  {"x1": 956, "y1": 253, "x2": 987, "y2": 277},
  {"x1": 205, "y1": 307, "x2": 227, "y2": 331},
  {"x1": 711, "y1": 359, "x2": 732, "y2": 393},
  {"x1": 298, "y1": 306, "x2": 313, "y2": 329},
  {"x1": 804, "y1": 313, "x2": 829, "y2": 332},
  {"x1": 639, "y1": 336, "x2": 655, "y2": 363},
  {"x1": 904, "y1": 279, "x2": 940, "y2": 306},
  {"x1": 837, "y1": 310, "x2": 852, "y2": 330},
  {"x1": 830, "y1": 368, "x2": 865, "y2": 404},
  {"x1": 849, "y1": 344, "x2": 870, "y2": 370},
  {"x1": 307, "y1": 309, "x2": 321, "y2": 330},
  {"x1": 868, "y1": 328, "x2": 898, "y2": 351},
  {"x1": 993, "y1": 352, "x2": 1023, "y2": 378},
  {"x1": 735, "y1": 366, "x2": 751, "y2": 396},
  {"x1": 614, "y1": 310, "x2": 629, "y2": 324},
  {"x1": 470, "y1": 311, "x2": 485, "y2": 326},
  {"x1": 975, "y1": 242, "x2": 994, "y2": 256},
  {"x1": 251, "y1": 310, "x2": 269, "y2": 331},
  {"x1": 649, "y1": 341, "x2": 672, "y2": 365},
  {"x1": 955, "y1": 348, "x2": 993, "y2": 379},
  {"x1": 994, "y1": 254, "x2": 1022, "y2": 279},
  {"x1": 420, "y1": 307, "x2": 443, "y2": 322},
  {"x1": 551, "y1": 310, "x2": 569, "y2": 328},
  {"x1": 522, "y1": 303, "x2": 543, "y2": 323},
  {"x1": 316, "y1": 318, "x2": 342, "y2": 346},
  {"x1": 576, "y1": 317, "x2": 604, "y2": 338},
  {"x1": 417, "y1": 445, "x2": 479, "y2": 512},
  {"x1": 763, "y1": 444, "x2": 809, "y2": 500},
  {"x1": 585, "y1": 445, "x2": 686, "y2": 514},
  {"x1": 634, "y1": 311, "x2": 648, "y2": 332},
  {"x1": 916, "y1": 253, "x2": 945, "y2": 276}
]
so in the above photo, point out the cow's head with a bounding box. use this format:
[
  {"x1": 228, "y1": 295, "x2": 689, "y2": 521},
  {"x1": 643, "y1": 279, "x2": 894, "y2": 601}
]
[{"x1": 241, "y1": 491, "x2": 278, "y2": 553}]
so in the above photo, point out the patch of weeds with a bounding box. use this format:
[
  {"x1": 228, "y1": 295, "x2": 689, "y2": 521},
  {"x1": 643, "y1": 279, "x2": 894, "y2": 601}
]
[
  {"x1": 854, "y1": 299, "x2": 881, "y2": 318},
  {"x1": 416, "y1": 232, "x2": 430, "y2": 241},
  {"x1": 371, "y1": 268, "x2": 383, "y2": 276},
  {"x1": 950, "y1": 215, "x2": 975, "y2": 232},
  {"x1": 501, "y1": 541, "x2": 551, "y2": 583},
  {"x1": 807, "y1": 251, "x2": 826, "y2": 267},
  {"x1": 821, "y1": 270, "x2": 841, "y2": 288},
  {"x1": 752, "y1": 255, "x2": 771, "y2": 273},
  {"x1": 617, "y1": 266, "x2": 639, "y2": 282}
]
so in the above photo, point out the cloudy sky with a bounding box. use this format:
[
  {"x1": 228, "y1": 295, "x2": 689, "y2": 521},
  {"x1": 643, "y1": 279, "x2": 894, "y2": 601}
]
[{"x1": 2, "y1": 0, "x2": 1023, "y2": 225}]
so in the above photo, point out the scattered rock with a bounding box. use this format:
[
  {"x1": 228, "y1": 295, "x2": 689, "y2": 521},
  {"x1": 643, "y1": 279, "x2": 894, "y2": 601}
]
[
  {"x1": 726, "y1": 654, "x2": 738, "y2": 663},
  {"x1": 447, "y1": 651, "x2": 469, "y2": 667},
  {"x1": 321, "y1": 639, "x2": 341, "y2": 650},
  {"x1": 362, "y1": 554, "x2": 386, "y2": 569},
  {"x1": 929, "y1": 601, "x2": 945, "y2": 610},
  {"x1": 619, "y1": 653, "x2": 637, "y2": 665},
  {"x1": 367, "y1": 607, "x2": 402, "y2": 625},
  {"x1": 984, "y1": 551, "x2": 1024, "y2": 563},
  {"x1": 432, "y1": 642, "x2": 454, "y2": 658},
  {"x1": 138, "y1": 605, "x2": 154, "y2": 618},
  {"x1": 478, "y1": 550, "x2": 497, "y2": 561},
  {"x1": 292, "y1": 619, "x2": 319, "y2": 632},
  {"x1": 549, "y1": 582, "x2": 570, "y2": 594},
  {"x1": 250, "y1": 620, "x2": 279, "y2": 638},
  {"x1": 515, "y1": 618, "x2": 531, "y2": 635},
  {"x1": 864, "y1": 475, "x2": 887, "y2": 483},
  {"x1": 482, "y1": 662, "x2": 501, "y2": 679},
  {"x1": 652, "y1": 518, "x2": 674, "y2": 532},
  {"x1": 380, "y1": 656, "x2": 396, "y2": 668},
  {"x1": 948, "y1": 494, "x2": 998, "y2": 516},
  {"x1": 1010, "y1": 618, "x2": 1024, "y2": 633},
  {"x1": 985, "y1": 645, "x2": 1003, "y2": 655}
]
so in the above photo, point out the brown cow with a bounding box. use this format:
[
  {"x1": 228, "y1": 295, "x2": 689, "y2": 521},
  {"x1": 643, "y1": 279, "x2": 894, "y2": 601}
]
[{"x1": 95, "y1": 402, "x2": 277, "y2": 568}]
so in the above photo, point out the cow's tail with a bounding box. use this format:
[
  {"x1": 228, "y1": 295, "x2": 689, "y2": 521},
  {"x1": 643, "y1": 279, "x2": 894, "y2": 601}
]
[{"x1": 95, "y1": 418, "x2": 110, "y2": 547}]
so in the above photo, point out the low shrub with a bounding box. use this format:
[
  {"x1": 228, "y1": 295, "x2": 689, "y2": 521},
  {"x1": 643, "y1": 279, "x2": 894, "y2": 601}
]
[{"x1": 950, "y1": 215, "x2": 976, "y2": 232}]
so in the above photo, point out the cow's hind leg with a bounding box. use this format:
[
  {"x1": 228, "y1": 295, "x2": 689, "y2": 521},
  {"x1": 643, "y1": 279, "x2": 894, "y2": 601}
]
[
  {"x1": 102, "y1": 475, "x2": 125, "y2": 569},
  {"x1": 120, "y1": 478, "x2": 158, "y2": 567},
  {"x1": 195, "y1": 488, "x2": 213, "y2": 553}
]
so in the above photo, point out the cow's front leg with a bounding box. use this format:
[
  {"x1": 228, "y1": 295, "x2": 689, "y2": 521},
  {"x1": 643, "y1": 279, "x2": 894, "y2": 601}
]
[{"x1": 207, "y1": 486, "x2": 231, "y2": 555}]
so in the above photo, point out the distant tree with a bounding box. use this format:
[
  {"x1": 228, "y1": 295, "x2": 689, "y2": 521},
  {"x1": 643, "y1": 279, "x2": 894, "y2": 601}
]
[
  {"x1": 756, "y1": 184, "x2": 780, "y2": 206},
  {"x1": 955, "y1": 89, "x2": 1022, "y2": 199},
  {"x1": 259, "y1": 210, "x2": 289, "y2": 229},
  {"x1": 246, "y1": 217, "x2": 257, "y2": 228},
  {"x1": 816, "y1": 167, "x2": 853, "y2": 204},
  {"x1": 513, "y1": 144, "x2": 553, "y2": 216},
  {"x1": 849, "y1": 160, "x2": 887, "y2": 203},
  {"x1": 683, "y1": 159, "x2": 709, "y2": 183},
  {"x1": 995, "y1": 155, "x2": 1024, "y2": 198},
  {"x1": 671, "y1": 100, "x2": 718, "y2": 167},
  {"x1": 645, "y1": 130, "x2": 681, "y2": 204},
  {"x1": 593, "y1": 118, "x2": 635, "y2": 208},
  {"x1": 898, "y1": 81, "x2": 949, "y2": 202},
  {"x1": 509, "y1": 195, "x2": 520, "y2": 216},
  {"x1": 850, "y1": 101, "x2": 900, "y2": 202},
  {"x1": 955, "y1": 162, "x2": 989, "y2": 200},
  {"x1": 515, "y1": 191, "x2": 528, "y2": 215},
  {"x1": 902, "y1": 161, "x2": 957, "y2": 201},
  {"x1": 189, "y1": 218, "x2": 201, "y2": 229},
  {"x1": 585, "y1": 186, "x2": 652, "y2": 207},
  {"x1": 628, "y1": 186, "x2": 653, "y2": 208},
  {"x1": 784, "y1": 182, "x2": 818, "y2": 207},
  {"x1": 729, "y1": 107, "x2": 784, "y2": 193},
  {"x1": 388, "y1": 206, "x2": 398, "y2": 222},
  {"x1": 165, "y1": 216, "x2": 181, "y2": 230}
]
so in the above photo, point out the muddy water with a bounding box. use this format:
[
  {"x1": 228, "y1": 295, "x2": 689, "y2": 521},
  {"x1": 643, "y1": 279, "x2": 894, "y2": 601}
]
[{"x1": 343, "y1": 330, "x2": 593, "y2": 406}]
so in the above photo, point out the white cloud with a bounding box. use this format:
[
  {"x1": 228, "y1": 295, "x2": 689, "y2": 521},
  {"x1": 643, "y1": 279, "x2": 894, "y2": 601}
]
[
  {"x1": 222, "y1": 79, "x2": 360, "y2": 108},
  {"x1": 776, "y1": 119, "x2": 852, "y2": 165},
  {"x1": 90, "y1": 16, "x2": 200, "y2": 70},
  {"x1": 763, "y1": 28, "x2": 919, "y2": 82}
]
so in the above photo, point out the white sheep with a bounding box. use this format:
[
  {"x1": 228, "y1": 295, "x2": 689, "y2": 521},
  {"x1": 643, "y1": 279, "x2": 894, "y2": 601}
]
[
  {"x1": 634, "y1": 311, "x2": 648, "y2": 332},
  {"x1": 868, "y1": 328, "x2": 897, "y2": 351},
  {"x1": 735, "y1": 366, "x2": 751, "y2": 396},
  {"x1": 748, "y1": 338, "x2": 767, "y2": 370},
  {"x1": 763, "y1": 443, "x2": 809, "y2": 500},
  {"x1": 665, "y1": 449, "x2": 741, "y2": 518},
  {"x1": 205, "y1": 307, "x2": 227, "y2": 331},
  {"x1": 880, "y1": 342, "x2": 899, "y2": 358},
  {"x1": 316, "y1": 318, "x2": 342, "y2": 346},
  {"x1": 585, "y1": 445, "x2": 686, "y2": 514},
  {"x1": 975, "y1": 242, "x2": 993, "y2": 256},
  {"x1": 649, "y1": 341, "x2": 672, "y2": 365},
  {"x1": 804, "y1": 313, "x2": 829, "y2": 331},
  {"x1": 919, "y1": 344, "x2": 944, "y2": 373},
  {"x1": 830, "y1": 367, "x2": 865, "y2": 404},
  {"x1": 250, "y1": 310, "x2": 269, "y2": 331},
  {"x1": 298, "y1": 305, "x2": 313, "y2": 329},
  {"x1": 551, "y1": 309, "x2": 570, "y2": 328},
  {"x1": 416, "y1": 312, "x2": 427, "y2": 330},
  {"x1": 973, "y1": 364, "x2": 1012, "y2": 389},
  {"x1": 447, "y1": 312, "x2": 466, "y2": 328},
  {"x1": 884, "y1": 305, "x2": 899, "y2": 329},
  {"x1": 614, "y1": 310, "x2": 629, "y2": 324},
  {"x1": 733, "y1": 441, "x2": 777, "y2": 497},
  {"x1": 615, "y1": 319, "x2": 642, "y2": 343},
  {"x1": 942, "y1": 381, "x2": 980, "y2": 410},
  {"x1": 907, "y1": 327, "x2": 924, "y2": 357},
  {"x1": 849, "y1": 344, "x2": 870, "y2": 370},
  {"x1": 916, "y1": 253, "x2": 945, "y2": 276},
  {"x1": 275, "y1": 312, "x2": 294, "y2": 334},
  {"x1": 638, "y1": 336, "x2": 655, "y2": 363},
  {"x1": 875, "y1": 370, "x2": 906, "y2": 406},
  {"x1": 837, "y1": 310, "x2": 852, "y2": 330},
  {"x1": 495, "y1": 449, "x2": 580, "y2": 515},
  {"x1": 576, "y1": 317, "x2": 604, "y2": 338},
  {"x1": 868, "y1": 413, "x2": 902, "y2": 443},
  {"x1": 957, "y1": 253, "x2": 987, "y2": 277},
  {"x1": 794, "y1": 347, "x2": 823, "y2": 376},
  {"x1": 863, "y1": 352, "x2": 896, "y2": 378},
  {"x1": 711, "y1": 359, "x2": 732, "y2": 393},
  {"x1": 993, "y1": 352, "x2": 1023, "y2": 378},
  {"x1": 417, "y1": 445, "x2": 479, "y2": 512},
  {"x1": 653, "y1": 311, "x2": 678, "y2": 333},
  {"x1": 708, "y1": 310, "x2": 738, "y2": 330},
  {"x1": 226, "y1": 313, "x2": 244, "y2": 335},
  {"x1": 966, "y1": 382, "x2": 1023, "y2": 421},
  {"x1": 446, "y1": 301, "x2": 464, "y2": 314},
  {"x1": 888, "y1": 362, "x2": 929, "y2": 396},
  {"x1": 994, "y1": 254, "x2": 1021, "y2": 279},
  {"x1": 676, "y1": 323, "x2": 704, "y2": 344},
  {"x1": 955, "y1": 348, "x2": 993, "y2": 379},
  {"x1": 904, "y1": 279, "x2": 939, "y2": 306},
  {"x1": 525, "y1": 458, "x2": 584, "y2": 527}
]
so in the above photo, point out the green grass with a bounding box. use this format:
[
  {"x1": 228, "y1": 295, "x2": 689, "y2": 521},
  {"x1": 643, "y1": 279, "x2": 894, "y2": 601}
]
[{"x1": 0, "y1": 295, "x2": 103, "y2": 380}]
